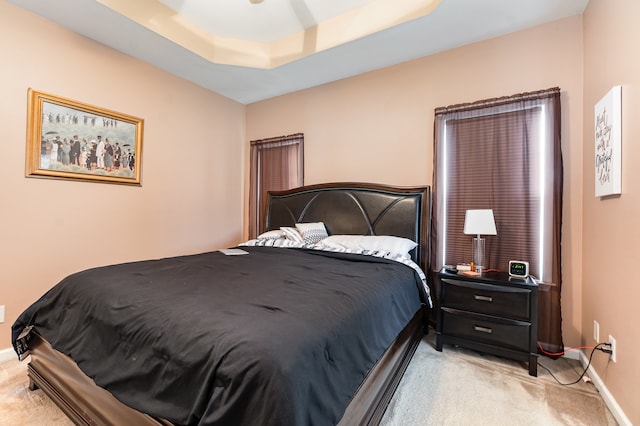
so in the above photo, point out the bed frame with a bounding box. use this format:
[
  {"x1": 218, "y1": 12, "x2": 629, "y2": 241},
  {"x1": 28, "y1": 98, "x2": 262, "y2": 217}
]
[{"x1": 23, "y1": 182, "x2": 431, "y2": 426}]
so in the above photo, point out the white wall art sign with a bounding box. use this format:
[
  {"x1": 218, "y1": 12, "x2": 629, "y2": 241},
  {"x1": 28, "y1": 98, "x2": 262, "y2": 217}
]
[{"x1": 594, "y1": 85, "x2": 622, "y2": 197}]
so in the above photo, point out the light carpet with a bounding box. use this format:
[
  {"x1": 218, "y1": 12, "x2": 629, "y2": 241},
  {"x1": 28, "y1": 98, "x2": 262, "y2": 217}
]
[
  {"x1": 0, "y1": 355, "x2": 73, "y2": 425},
  {"x1": 381, "y1": 334, "x2": 617, "y2": 425},
  {"x1": 0, "y1": 334, "x2": 617, "y2": 425}
]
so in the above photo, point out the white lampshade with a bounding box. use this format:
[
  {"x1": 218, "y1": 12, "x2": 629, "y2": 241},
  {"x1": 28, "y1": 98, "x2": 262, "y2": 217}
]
[{"x1": 463, "y1": 209, "x2": 497, "y2": 236}]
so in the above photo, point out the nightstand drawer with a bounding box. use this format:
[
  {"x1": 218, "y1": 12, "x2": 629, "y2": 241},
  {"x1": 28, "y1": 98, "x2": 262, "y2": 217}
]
[
  {"x1": 441, "y1": 308, "x2": 530, "y2": 352},
  {"x1": 440, "y1": 278, "x2": 530, "y2": 320}
]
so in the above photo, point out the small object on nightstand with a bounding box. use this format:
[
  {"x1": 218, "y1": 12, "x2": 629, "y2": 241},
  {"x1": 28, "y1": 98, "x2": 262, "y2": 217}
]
[
  {"x1": 462, "y1": 271, "x2": 480, "y2": 277},
  {"x1": 443, "y1": 265, "x2": 458, "y2": 274},
  {"x1": 456, "y1": 263, "x2": 471, "y2": 271},
  {"x1": 509, "y1": 260, "x2": 529, "y2": 278}
]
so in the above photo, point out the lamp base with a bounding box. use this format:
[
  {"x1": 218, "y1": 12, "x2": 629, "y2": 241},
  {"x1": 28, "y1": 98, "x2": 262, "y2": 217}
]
[{"x1": 472, "y1": 237, "x2": 486, "y2": 271}]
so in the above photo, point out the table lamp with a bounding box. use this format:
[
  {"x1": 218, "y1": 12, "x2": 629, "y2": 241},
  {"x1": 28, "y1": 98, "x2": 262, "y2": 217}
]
[{"x1": 463, "y1": 209, "x2": 497, "y2": 272}]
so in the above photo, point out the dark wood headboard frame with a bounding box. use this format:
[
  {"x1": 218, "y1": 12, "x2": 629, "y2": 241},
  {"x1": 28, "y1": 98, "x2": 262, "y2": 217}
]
[{"x1": 266, "y1": 182, "x2": 431, "y2": 272}]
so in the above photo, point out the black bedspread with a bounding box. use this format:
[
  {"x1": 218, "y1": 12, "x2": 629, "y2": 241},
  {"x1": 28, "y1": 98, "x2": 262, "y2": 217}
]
[{"x1": 12, "y1": 246, "x2": 424, "y2": 426}]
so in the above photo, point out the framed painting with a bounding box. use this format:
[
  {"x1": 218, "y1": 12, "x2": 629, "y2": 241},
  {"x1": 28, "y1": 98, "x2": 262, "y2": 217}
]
[
  {"x1": 25, "y1": 88, "x2": 144, "y2": 186},
  {"x1": 594, "y1": 85, "x2": 621, "y2": 197}
]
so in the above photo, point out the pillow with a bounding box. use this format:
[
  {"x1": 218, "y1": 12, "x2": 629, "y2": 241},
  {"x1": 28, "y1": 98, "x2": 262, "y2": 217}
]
[
  {"x1": 257, "y1": 229, "x2": 286, "y2": 240},
  {"x1": 319, "y1": 235, "x2": 417, "y2": 258},
  {"x1": 295, "y1": 222, "x2": 329, "y2": 244},
  {"x1": 280, "y1": 226, "x2": 305, "y2": 244}
]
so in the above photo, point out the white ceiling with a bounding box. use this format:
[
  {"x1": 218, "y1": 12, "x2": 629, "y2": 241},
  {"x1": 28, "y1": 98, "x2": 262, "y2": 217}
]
[
  {"x1": 9, "y1": 0, "x2": 589, "y2": 104},
  {"x1": 158, "y1": 0, "x2": 383, "y2": 43}
]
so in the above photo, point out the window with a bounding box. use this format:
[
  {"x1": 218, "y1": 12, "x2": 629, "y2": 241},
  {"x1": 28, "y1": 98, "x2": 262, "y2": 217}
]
[
  {"x1": 431, "y1": 88, "x2": 563, "y2": 351},
  {"x1": 249, "y1": 133, "x2": 304, "y2": 238}
]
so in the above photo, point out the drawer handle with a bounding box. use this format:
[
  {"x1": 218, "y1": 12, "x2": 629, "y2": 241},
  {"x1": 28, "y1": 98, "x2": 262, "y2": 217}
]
[
  {"x1": 474, "y1": 325, "x2": 493, "y2": 334},
  {"x1": 474, "y1": 295, "x2": 493, "y2": 302}
]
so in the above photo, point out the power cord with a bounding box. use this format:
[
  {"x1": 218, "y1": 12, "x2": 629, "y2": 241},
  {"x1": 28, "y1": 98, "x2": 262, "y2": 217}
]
[{"x1": 537, "y1": 342, "x2": 612, "y2": 386}]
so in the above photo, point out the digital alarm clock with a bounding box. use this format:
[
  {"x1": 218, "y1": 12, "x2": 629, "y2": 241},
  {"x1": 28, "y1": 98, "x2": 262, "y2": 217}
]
[{"x1": 509, "y1": 260, "x2": 529, "y2": 278}]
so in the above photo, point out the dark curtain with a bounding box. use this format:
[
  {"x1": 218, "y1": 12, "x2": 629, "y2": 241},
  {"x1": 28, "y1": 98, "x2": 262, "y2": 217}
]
[
  {"x1": 431, "y1": 88, "x2": 563, "y2": 353},
  {"x1": 249, "y1": 133, "x2": 304, "y2": 238}
]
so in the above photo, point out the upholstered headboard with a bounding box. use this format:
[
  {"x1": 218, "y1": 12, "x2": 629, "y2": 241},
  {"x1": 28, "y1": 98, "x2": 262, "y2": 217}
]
[{"x1": 265, "y1": 182, "x2": 431, "y2": 271}]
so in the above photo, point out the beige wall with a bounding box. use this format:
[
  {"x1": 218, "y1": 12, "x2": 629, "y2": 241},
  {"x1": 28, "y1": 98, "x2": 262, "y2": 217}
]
[
  {"x1": 0, "y1": 1, "x2": 246, "y2": 346},
  {"x1": 247, "y1": 17, "x2": 585, "y2": 348},
  {"x1": 583, "y1": 0, "x2": 640, "y2": 423}
]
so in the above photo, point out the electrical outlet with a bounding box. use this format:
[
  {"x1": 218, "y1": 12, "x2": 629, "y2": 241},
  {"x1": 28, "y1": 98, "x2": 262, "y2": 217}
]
[
  {"x1": 0, "y1": 305, "x2": 4, "y2": 324},
  {"x1": 608, "y1": 335, "x2": 617, "y2": 363},
  {"x1": 593, "y1": 320, "x2": 600, "y2": 342}
]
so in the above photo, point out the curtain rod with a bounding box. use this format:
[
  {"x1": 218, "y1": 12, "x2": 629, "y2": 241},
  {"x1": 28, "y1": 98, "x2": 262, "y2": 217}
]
[
  {"x1": 250, "y1": 132, "x2": 303, "y2": 145},
  {"x1": 435, "y1": 87, "x2": 560, "y2": 115}
]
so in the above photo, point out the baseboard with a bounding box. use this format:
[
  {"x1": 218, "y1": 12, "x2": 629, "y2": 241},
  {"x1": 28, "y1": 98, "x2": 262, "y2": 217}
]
[
  {"x1": 561, "y1": 347, "x2": 581, "y2": 361},
  {"x1": 0, "y1": 346, "x2": 16, "y2": 363},
  {"x1": 576, "y1": 350, "x2": 632, "y2": 426}
]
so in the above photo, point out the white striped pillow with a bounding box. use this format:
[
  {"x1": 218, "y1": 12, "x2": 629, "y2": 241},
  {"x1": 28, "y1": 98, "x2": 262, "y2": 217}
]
[
  {"x1": 280, "y1": 226, "x2": 305, "y2": 244},
  {"x1": 295, "y1": 222, "x2": 328, "y2": 244}
]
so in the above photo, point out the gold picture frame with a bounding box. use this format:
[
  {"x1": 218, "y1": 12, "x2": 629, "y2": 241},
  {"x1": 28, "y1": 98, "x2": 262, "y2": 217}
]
[{"x1": 26, "y1": 88, "x2": 144, "y2": 185}]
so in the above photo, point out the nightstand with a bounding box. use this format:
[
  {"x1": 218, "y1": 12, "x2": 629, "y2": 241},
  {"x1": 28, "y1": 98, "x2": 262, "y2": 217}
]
[{"x1": 435, "y1": 269, "x2": 539, "y2": 376}]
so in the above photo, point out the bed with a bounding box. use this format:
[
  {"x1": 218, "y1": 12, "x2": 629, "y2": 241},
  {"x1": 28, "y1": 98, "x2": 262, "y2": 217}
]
[{"x1": 11, "y1": 182, "x2": 432, "y2": 426}]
